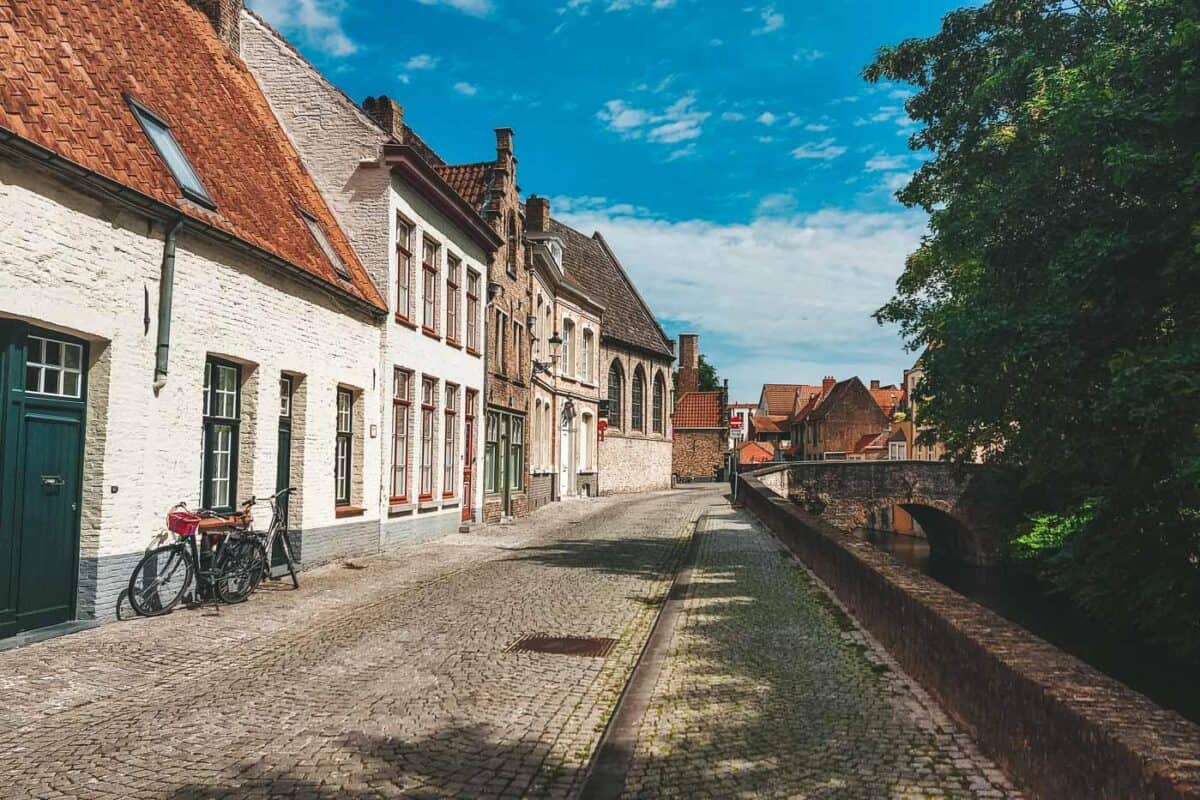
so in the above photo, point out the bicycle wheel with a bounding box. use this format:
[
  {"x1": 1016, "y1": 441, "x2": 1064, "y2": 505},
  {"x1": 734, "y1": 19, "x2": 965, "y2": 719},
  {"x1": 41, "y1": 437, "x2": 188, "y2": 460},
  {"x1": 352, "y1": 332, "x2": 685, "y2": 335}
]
[
  {"x1": 214, "y1": 535, "x2": 267, "y2": 604},
  {"x1": 128, "y1": 544, "x2": 193, "y2": 616}
]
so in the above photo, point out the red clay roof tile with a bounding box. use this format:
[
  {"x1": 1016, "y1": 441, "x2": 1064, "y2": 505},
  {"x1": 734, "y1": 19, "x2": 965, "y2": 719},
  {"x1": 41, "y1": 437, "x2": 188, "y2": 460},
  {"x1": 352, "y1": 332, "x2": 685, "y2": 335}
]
[
  {"x1": 0, "y1": 0, "x2": 385, "y2": 312},
  {"x1": 674, "y1": 391, "x2": 724, "y2": 429}
]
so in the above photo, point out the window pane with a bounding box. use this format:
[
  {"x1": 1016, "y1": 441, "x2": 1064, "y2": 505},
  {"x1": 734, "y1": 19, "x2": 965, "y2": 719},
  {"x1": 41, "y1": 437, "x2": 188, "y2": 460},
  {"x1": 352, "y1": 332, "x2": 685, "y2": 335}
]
[
  {"x1": 42, "y1": 369, "x2": 60, "y2": 396},
  {"x1": 136, "y1": 109, "x2": 212, "y2": 204},
  {"x1": 63, "y1": 372, "x2": 80, "y2": 398},
  {"x1": 44, "y1": 339, "x2": 62, "y2": 367}
]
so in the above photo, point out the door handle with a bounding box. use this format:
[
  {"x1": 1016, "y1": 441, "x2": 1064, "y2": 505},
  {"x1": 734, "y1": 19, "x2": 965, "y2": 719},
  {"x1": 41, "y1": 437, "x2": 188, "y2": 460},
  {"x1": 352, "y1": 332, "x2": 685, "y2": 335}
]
[{"x1": 42, "y1": 475, "x2": 65, "y2": 488}]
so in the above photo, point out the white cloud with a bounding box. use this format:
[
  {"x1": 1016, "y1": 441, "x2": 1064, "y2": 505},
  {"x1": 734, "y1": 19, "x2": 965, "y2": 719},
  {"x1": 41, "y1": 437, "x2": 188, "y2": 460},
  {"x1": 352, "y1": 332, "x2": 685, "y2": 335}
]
[
  {"x1": 865, "y1": 153, "x2": 910, "y2": 171},
  {"x1": 803, "y1": 123, "x2": 830, "y2": 132},
  {"x1": 597, "y1": 93, "x2": 711, "y2": 149},
  {"x1": 756, "y1": 111, "x2": 778, "y2": 126},
  {"x1": 720, "y1": 111, "x2": 746, "y2": 122},
  {"x1": 247, "y1": 0, "x2": 357, "y2": 56},
  {"x1": 755, "y1": 135, "x2": 775, "y2": 143},
  {"x1": 709, "y1": 38, "x2": 725, "y2": 46},
  {"x1": 791, "y1": 138, "x2": 847, "y2": 160},
  {"x1": 414, "y1": 0, "x2": 494, "y2": 16},
  {"x1": 753, "y1": 5, "x2": 785, "y2": 34},
  {"x1": 880, "y1": 172, "x2": 911, "y2": 192},
  {"x1": 793, "y1": 48, "x2": 825, "y2": 63},
  {"x1": 552, "y1": 198, "x2": 926, "y2": 397},
  {"x1": 404, "y1": 53, "x2": 438, "y2": 70},
  {"x1": 561, "y1": 0, "x2": 677, "y2": 13},
  {"x1": 454, "y1": 81, "x2": 479, "y2": 96}
]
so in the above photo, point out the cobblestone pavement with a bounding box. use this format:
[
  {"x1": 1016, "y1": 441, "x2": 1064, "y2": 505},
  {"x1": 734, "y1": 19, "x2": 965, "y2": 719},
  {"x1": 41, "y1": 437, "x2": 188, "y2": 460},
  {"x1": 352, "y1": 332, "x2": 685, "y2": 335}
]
[
  {"x1": 0, "y1": 490, "x2": 710, "y2": 799},
  {"x1": 621, "y1": 505, "x2": 1021, "y2": 800},
  {"x1": 1, "y1": 487, "x2": 1021, "y2": 799}
]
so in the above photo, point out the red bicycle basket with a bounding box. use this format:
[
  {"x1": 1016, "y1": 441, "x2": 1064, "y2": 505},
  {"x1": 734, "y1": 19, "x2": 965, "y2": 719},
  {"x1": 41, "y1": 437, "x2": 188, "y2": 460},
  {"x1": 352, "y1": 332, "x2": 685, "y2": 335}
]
[{"x1": 167, "y1": 511, "x2": 202, "y2": 538}]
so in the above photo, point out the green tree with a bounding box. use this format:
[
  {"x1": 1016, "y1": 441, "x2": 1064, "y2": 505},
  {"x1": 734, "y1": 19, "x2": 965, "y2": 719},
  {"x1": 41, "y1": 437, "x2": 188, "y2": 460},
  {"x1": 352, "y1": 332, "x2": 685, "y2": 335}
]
[{"x1": 868, "y1": 0, "x2": 1200, "y2": 655}]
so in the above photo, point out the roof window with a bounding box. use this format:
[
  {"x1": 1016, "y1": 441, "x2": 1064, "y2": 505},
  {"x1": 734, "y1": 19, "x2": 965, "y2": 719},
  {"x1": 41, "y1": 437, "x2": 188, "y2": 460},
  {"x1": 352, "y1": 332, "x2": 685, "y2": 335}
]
[
  {"x1": 298, "y1": 207, "x2": 350, "y2": 279},
  {"x1": 126, "y1": 95, "x2": 215, "y2": 209}
]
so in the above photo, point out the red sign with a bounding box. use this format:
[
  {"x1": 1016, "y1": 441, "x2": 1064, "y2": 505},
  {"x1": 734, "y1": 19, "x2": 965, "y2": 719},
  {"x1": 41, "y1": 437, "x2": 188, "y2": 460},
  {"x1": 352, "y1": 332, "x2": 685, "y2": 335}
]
[
  {"x1": 730, "y1": 416, "x2": 743, "y2": 430},
  {"x1": 598, "y1": 419, "x2": 608, "y2": 441}
]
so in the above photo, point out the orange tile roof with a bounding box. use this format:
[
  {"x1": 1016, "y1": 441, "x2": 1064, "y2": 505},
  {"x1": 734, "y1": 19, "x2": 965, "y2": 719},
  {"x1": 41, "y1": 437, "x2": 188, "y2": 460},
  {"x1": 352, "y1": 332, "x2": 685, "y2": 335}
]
[
  {"x1": 750, "y1": 415, "x2": 787, "y2": 435},
  {"x1": 738, "y1": 440, "x2": 775, "y2": 464},
  {"x1": 674, "y1": 391, "x2": 724, "y2": 429},
  {"x1": 853, "y1": 430, "x2": 890, "y2": 453},
  {"x1": 761, "y1": 383, "x2": 822, "y2": 416},
  {"x1": 870, "y1": 386, "x2": 904, "y2": 417},
  {"x1": 434, "y1": 161, "x2": 493, "y2": 211},
  {"x1": 0, "y1": 0, "x2": 385, "y2": 312}
]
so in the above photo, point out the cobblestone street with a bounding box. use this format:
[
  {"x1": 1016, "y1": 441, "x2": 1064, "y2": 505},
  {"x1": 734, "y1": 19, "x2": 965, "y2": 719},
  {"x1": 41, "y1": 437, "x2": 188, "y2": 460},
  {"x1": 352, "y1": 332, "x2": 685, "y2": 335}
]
[{"x1": 0, "y1": 487, "x2": 1017, "y2": 799}]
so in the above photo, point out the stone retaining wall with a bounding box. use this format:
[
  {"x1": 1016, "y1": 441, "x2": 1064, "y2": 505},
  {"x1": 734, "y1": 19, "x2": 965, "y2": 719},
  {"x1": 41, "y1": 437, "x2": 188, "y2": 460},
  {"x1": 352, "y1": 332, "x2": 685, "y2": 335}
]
[{"x1": 738, "y1": 469, "x2": 1200, "y2": 800}]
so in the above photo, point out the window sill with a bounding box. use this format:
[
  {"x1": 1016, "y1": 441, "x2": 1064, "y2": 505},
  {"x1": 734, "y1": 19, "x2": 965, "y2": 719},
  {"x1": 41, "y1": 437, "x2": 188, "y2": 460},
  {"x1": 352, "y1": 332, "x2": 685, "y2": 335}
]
[
  {"x1": 335, "y1": 506, "x2": 366, "y2": 518},
  {"x1": 395, "y1": 315, "x2": 417, "y2": 330},
  {"x1": 441, "y1": 500, "x2": 460, "y2": 510},
  {"x1": 418, "y1": 499, "x2": 441, "y2": 511},
  {"x1": 466, "y1": 348, "x2": 482, "y2": 358},
  {"x1": 422, "y1": 327, "x2": 441, "y2": 341},
  {"x1": 446, "y1": 339, "x2": 463, "y2": 350}
]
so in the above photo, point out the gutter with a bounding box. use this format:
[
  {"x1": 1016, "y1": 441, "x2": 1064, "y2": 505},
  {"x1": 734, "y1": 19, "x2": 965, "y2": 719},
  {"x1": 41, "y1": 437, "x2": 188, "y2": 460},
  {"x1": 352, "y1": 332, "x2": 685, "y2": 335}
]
[{"x1": 153, "y1": 218, "x2": 184, "y2": 391}]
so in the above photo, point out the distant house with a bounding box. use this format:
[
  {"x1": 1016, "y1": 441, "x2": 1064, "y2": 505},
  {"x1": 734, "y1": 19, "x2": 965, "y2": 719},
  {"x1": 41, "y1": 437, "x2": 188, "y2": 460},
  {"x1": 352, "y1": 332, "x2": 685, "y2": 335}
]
[
  {"x1": 792, "y1": 377, "x2": 890, "y2": 460},
  {"x1": 738, "y1": 440, "x2": 776, "y2": 466},
  {"x1": 671, "y1": 335, "x2": 726, "y2": 481},
  {"x1": 728, "y1": 402, "x2": 755, "y2": 449},
  {"x1": 901, "y1": 357, "x2": 947, "y2": 462}
]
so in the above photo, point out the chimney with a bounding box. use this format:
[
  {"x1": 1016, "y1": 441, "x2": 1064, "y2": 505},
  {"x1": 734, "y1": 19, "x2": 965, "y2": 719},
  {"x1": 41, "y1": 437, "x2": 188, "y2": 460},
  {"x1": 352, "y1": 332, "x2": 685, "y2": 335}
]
[
  {"x1": 526, "y1": 195, "x2": 550, "y2": 233},
  {"x1": 496, "y1": 127, "x2": 514, "y2": 158},
  {"x1": 190, "y1": 0, "x2": 243, "y2": 51},
  {"x1": 362, "y1": 96, "x2": 404, "y2": 142},
  {"x1": 677, "y1": 334, "x2": 700, "y2": 395},
  {"x1": 822, "y1": 375, "x2": 836, "y2": 396},
  {"x1": 870, "y1": 379, "x2": 880, "y2": 391}
]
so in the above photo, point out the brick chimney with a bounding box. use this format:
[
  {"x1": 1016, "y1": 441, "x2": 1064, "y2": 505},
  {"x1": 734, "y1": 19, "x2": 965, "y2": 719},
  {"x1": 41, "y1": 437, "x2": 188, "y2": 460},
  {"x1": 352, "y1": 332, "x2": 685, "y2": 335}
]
[
  {"x1": 822, "y1": 375, "x2": 836, "y2": 397},
  {"x1": 190, "y1": 0, "x2": 242, "y2": 51},
  {"x1": 678, "y1": 334, "x2": 700, "y2": 395},
  {"x1": 496, "y1": 127, "x2": 514, "y2": 158},
  {"x1": 870, "y1": 379, "x2": 880, "y2": 391},
  {"x1": 526, "y1": 195, "x2": 550, "y2": 233},
  {"x1": 362, "y1": 96, "x2": 404, "y2": 142}
]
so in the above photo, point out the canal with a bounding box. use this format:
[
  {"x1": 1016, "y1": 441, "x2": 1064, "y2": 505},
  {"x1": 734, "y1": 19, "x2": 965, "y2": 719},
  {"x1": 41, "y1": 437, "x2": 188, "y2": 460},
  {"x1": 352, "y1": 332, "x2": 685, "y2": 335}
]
[{"x1": 857, "y1": 528, "x2": 1200, "y2": 726}]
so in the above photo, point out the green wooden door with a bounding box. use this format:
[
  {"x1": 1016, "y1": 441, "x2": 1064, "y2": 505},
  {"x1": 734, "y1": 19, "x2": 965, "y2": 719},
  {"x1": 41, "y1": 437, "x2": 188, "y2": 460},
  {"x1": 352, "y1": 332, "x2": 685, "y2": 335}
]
[
  {"x1": 0, "y1": 323, "x2": 87, "y2": 638},
  {"x1": 272, "y1": 376, "x2": 292, "y2": 570},
  {"x1": 14, "y1": 408, "x2": 83, "y2": 631}
]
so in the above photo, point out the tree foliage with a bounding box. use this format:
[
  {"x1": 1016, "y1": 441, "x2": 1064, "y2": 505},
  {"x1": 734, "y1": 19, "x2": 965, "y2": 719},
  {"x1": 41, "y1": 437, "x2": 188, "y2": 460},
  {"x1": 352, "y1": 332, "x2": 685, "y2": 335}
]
[
  {"x1": 868, "y1": 0, "x2": 1200, "y2": 655},
  {"x1": 697, "y1": 354, "x2": 721, "y2": 392}
]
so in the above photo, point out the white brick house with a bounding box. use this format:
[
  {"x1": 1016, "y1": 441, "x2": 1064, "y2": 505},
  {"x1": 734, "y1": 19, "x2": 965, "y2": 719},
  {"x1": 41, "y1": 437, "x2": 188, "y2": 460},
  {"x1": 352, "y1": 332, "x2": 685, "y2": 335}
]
[
  {"x1": 241, "y1": 14, "x2": 501, "y2": 542},
  {"x1": 0, "y1": 0, "x2": 388, "y2": 637}
]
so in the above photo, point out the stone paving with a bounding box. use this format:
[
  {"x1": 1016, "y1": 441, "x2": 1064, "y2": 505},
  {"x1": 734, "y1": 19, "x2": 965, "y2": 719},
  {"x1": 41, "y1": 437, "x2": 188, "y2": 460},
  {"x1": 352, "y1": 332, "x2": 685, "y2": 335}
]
[
  {"x1": 0, "y1": 490, "x2": 705, "y2": 799},
  {"x1": 0, "y1": 486, "x2": 1021, "y2": 799},
  {"x1": 621, "y1": 504, "x2": 1021, "y2": 799}
]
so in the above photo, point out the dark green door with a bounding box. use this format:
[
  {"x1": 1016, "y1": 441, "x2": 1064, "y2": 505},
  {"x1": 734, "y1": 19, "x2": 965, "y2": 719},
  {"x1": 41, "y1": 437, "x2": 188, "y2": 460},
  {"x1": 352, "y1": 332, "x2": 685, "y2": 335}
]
[
  {"x1": 272, "y1": 376, "x2": 292, "y2": 571},
  {"x1": 0, "y1": 324, "x2": 87, "y2": 639}
]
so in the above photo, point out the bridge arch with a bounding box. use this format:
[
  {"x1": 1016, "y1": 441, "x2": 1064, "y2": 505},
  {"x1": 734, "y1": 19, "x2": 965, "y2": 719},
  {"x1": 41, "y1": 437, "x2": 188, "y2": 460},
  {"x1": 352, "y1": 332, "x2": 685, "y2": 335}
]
[{"x1": 775, "y1": 461, "x2": 1016, "y2": 565}]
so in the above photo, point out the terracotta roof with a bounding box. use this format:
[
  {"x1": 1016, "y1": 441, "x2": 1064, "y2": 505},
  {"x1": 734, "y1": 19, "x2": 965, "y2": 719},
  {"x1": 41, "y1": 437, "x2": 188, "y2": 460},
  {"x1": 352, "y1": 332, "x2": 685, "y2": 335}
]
[
  {"x1": 738, "y1": 440, "x2": 775, "y2": 465},
  {"x1": 853, "y1": 431, "x2": 889, "y2": 454},
  {"x1": 549, "y1": 218, "x2": 674, "y2": 359},
  {"x1": 750, "y1": 415, "x2": 787, "y2": 435},
  {"x1": 730, "y1": 402, "x2": 758, "y2": 409},
  {"x1": 434, "y1": 161, "x2": 492, "y2": 211},
  {"x1": 790, "y1": 392, "x2": 821, "y2": 424},
  {"x1": 761, "y1": 383, "x2": 821, "y2": 416},
  {"x1": 674, "y1": 391, "x2": 724, "y2": 429},
  {"x1": 870, "y1": 385, "x2": 904, "y2": 416},
  {"x1": 0, "y1": 0, "x2": 385, "y2": 312}
]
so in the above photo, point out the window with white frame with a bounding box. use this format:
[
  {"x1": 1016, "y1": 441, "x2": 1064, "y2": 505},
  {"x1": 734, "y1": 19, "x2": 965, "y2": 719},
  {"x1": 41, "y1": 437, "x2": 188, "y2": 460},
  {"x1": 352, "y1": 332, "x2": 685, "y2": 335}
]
[
  {"x1": 25, "y1": 335, "x2": 83, "y2": 398},
  {"x1": 446, "y1": 254, "x2": 461, "y2": 344},
  {"x1": 562, "y1": 319, "x2": 575, "y2": 377},
  {"x1": 581, "y1": 329, "x2": 593, "y2": 382},
  {"x1": 580, "y1": 413, "x2": 592, "y2": 471},
  {"x1": 466, "y1": 270, "x2": 480, "y2": 351},
  {"x1": 396, "y1": 216, "x2": 414, "y2": 321},
  {"x1": 422, "y1": 238, "x2": 439, "y2": 333}
]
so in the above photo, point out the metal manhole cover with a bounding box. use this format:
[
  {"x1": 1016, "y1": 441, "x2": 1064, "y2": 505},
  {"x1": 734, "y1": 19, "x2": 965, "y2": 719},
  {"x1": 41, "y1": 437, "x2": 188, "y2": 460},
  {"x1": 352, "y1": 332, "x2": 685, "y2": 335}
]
[{"x1": 506, "y1": 634, "x2": 617, "y2": 658}]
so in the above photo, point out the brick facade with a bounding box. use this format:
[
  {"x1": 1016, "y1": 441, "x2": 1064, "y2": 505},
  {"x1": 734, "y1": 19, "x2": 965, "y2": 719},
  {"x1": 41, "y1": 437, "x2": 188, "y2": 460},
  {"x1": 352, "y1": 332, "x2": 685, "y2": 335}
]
[{"x1": 672, "y1": 431, "x2": 725, "y2": 481}]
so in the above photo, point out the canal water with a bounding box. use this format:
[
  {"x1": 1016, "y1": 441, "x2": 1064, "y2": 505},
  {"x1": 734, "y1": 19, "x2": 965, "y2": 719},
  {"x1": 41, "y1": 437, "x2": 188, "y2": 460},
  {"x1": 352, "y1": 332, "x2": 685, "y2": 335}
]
[{"x1": 856, "y1": 528, "x2": 1200, "y2": 725}]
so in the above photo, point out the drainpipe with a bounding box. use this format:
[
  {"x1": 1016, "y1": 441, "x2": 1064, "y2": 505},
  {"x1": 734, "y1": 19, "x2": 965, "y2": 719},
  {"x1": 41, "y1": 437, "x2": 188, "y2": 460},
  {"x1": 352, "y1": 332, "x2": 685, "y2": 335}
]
[{"x1": 153, "y1": 218, "x2": 184, "y2": 392}]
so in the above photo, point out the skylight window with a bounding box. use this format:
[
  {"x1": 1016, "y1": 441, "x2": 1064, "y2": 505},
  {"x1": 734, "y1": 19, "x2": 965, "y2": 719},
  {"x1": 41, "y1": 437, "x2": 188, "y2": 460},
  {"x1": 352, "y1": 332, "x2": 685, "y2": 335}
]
[
  {"x1": 126, "y1": 95, "x2": 215, "y2": 209},
  {"x1": 299, "y1": 208, "x2": 351, "y2": 280}
]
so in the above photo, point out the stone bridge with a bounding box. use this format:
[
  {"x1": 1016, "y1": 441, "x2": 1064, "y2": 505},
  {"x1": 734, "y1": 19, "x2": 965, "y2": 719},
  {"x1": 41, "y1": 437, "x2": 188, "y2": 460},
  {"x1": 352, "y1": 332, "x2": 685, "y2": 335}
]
[{"x1": 749, "y1": 461, "x2": 1018, "y2": 565}]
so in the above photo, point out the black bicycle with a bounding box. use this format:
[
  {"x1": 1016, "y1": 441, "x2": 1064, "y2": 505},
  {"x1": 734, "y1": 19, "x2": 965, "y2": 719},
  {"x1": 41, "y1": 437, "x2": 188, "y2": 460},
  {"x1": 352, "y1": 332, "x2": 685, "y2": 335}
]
[
  {"x1": 248, "y1": 486, "x2": 300, "y2": 589},
  {"x1": 127, "y1": 500, "x2": 267, "y2": 616}
]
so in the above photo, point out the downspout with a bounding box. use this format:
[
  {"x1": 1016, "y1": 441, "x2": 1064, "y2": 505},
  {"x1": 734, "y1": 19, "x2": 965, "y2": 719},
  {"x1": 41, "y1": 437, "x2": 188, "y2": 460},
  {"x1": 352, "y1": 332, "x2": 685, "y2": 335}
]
[{"x1": 153, "y1": 218, "x2": 184, "y2": 392}]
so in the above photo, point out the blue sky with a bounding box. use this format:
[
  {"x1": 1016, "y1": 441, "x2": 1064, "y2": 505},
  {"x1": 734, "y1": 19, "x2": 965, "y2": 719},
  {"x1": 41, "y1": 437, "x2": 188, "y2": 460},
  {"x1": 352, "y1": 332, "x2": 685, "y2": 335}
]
[{"x1": 248, "y1": 0, "x2": 964, "y2": 400}]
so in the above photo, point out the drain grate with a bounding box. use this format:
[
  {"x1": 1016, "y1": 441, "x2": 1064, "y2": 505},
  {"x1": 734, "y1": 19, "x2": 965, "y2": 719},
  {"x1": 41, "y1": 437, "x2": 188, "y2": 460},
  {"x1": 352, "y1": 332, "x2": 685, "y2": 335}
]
[{"x1": 506, "y1": 634, "x2": 617, "y2": 658}]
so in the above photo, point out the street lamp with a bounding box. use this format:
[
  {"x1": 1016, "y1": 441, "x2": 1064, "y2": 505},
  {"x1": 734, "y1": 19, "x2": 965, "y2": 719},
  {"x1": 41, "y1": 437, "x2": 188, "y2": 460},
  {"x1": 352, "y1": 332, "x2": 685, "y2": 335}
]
[{"x1": 534, "y1": 331, "x2": 563, "y2": 376}]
